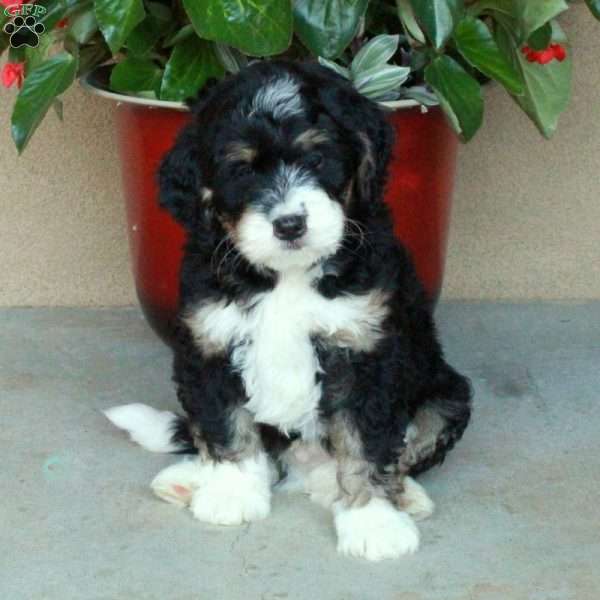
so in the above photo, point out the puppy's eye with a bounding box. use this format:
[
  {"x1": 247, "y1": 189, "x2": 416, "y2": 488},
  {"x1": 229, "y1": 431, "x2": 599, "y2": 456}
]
[
  {"x1": 304, "y1": 152, "x2": 323, "y2": 169},
  {"x1": 233, "y1": 162, "x2": 253, "y2": 177}
]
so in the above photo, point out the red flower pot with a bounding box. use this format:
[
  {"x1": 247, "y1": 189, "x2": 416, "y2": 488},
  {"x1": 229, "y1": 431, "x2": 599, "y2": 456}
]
[{"x1": 84, "y1": 72, "x2": 458, "y2": 345}]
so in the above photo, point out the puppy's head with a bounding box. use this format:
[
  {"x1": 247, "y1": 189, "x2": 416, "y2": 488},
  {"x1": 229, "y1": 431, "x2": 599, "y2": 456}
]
[{"x1": 159, "y1": 61, "x2": 393, "y2": 273}]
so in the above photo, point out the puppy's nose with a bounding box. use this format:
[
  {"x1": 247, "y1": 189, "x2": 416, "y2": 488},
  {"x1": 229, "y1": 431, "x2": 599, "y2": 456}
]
[{"x1": 273, "y1": 214, "x2": 307, "y2": 241}]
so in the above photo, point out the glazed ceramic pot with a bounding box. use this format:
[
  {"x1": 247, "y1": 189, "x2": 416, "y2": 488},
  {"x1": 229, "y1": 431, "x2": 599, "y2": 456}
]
[{"x1": 82, "y1": 68, "x2": 458, "y2": 345}]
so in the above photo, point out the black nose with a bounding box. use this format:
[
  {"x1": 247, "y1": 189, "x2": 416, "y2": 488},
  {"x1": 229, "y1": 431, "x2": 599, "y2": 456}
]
[{"x1": 273, "y1": 214, "x2": 307, "y2": 241}]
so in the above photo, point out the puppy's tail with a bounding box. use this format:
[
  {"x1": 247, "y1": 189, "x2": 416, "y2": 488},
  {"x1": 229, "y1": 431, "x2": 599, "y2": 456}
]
[{"x1": 103, "y1": 404, "x2": 197, "y2": 454}]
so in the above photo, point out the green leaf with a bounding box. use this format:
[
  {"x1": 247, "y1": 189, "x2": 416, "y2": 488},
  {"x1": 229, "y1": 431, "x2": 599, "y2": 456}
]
[
  {"x1": 496, "y1": 21, "x2": 571, "y2": 138},
  {"x1": 351, "y1": 35, "x2": 399, "y2": 75},
  {"x1": 354, "y1": 64, "x2": 410, "y2": 98},
  {"x1": 409, "y1": 0, "x2": 464, "y2": 49},
  {"x1": 454, "y1": 17, "x2": 523, "y2": 95},
  {"x1": 214, "y1": 43, "x2": 248, "y2": 74},
  {"x1": 11, "y1": 51, "x2": 78, "y2": 153},
  {"x1": 402, "y1": 85, "x2": 439, "y2": 106},
  {"x1": 183, "y1": 0, "x2": 292, "y2": 57},
  {"x1": 77, "y1": 39, "x2": 112, "y2": 76},
  {"x1": 24, "y1": 28, "x2": 55, "y2": 73},
  {"x1": 41, "y1": 0, "x2": 85, "y2": 31},
  {"x1": 467, "y1": 0, "x2": 512, "y2": 18},
  {"x1": 585, "y1": 0, "x2": 600, "y2": 20},
  {"x1": 163, "y1": 24, "x2": 194, "y2": 48},
  {"x1": 8, "y1": 45, "x2": 26, "y2": 62},
  {"x1": 396, "y1": 0, "x2": 426, "y2": 44},
  {"x1": 424, "y1": 54, "x2": 483, "y2": 140},
  {"x1": 160, "y1": 35, "x2": 224, "y2": 102},
  {"x1": 126, "y1": 15, "x2": 162, "y2": 55},
  {"x1": 318, "y1": 57, "x2": 350, "y2": 79},
  {"x1": 94, "y1": 0, "x2": 145, "y2": 53},
  {"x1": 146, "y1": 1, "x2": 172, "y2": 23},
  {"x1": 68, "y1": 9, "x2": 98, "y2": 45},
  {"x1": 109, "y1": 56, "x2": 162, "y2": 95},
  {"x1": 511, "y1": 0, "x2": 567, "y2": 41},
  {"x1": 527, "y1": 23, "x2": 552, "y2": 51},
  {"x1": 294, "y1": 0, "x2": 368, "y2": 59}
]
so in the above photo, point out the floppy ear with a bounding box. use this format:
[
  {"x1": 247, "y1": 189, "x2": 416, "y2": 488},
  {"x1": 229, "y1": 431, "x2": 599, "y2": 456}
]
[
  {"x1": 298, "y1": 63, "x2": 395, "y2": 211},
  {"x1": 158, "y1": 125, "x2": 207, "y2": 228},
  {"x1": 158, "y1": 81, "x2": 226, "y2": 228}
]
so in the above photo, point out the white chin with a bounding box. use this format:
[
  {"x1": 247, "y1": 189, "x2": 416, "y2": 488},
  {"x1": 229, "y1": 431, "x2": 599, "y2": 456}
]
[{"x1": 264, "y1": 244, "x2": 332, "y2": 271}]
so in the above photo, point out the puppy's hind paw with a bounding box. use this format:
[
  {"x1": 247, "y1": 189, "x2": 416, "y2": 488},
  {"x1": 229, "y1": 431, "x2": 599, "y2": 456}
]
[
  {"x1": 334, "y1": 497, "x2": 419, "y2": 561},
  {"x1": 399, "y1": 476, "x2": 435, "y2": 521}
]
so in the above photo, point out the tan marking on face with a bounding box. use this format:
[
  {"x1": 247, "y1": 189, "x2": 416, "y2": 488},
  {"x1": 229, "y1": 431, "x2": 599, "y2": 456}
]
[
  {"x1": 225, "y1": 142, "x2": 257, "y2": 163},
  {"x1": 293, "y1": 129, "x2": 330, "y2": 150}
]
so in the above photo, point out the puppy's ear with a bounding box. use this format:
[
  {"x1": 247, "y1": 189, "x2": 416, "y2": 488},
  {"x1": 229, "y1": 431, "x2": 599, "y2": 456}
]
[
  {"x1": 158, "y1": 126, "x2": 208, "y2": 228},
  {"x1": 158, "y1": 82, "x2": 227, "y2": 228},
  {"x1": 299, "y1": 63, "x2": 394, "y2": 211}
]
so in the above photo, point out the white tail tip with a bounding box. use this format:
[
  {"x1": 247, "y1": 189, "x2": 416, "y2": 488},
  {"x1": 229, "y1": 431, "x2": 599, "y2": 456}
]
[{"x1": 103, "y1": 403, "x2": 181, "y2": 453}]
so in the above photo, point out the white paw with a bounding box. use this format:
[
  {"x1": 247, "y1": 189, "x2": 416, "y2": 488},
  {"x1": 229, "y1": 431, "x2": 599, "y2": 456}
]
[
  {"x1": 151, "y1": 459, "x2": 203, "y2": 507},
  {"x1": 189, "y1": 454, "x2": 272, "y2": 526},
  {"x1": 334, "y1": 497, "x2": 420, "y2": 561},
  {"x1": 400, "y1": 476, "x2": 435, "y2": 521}
]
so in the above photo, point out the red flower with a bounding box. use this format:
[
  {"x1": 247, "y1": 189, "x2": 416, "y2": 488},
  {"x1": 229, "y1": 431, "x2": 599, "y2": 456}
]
[
  {"x1": 551, "y1": 43, "x2": 567, "y2": 62},
  {"x1": 1, "y1": 0, "x2": 28, "y2": 11},
  {"x1": 537, "y1": 48, "x2": 556, "y2": 65},
  {"x1": 521, "y1": 44, "x2": 567, "y2": 65},
  {"x1": 1, "y1": 62, "x2": 25, "y2": 88},
  {"x1": 56, "y1": 17, "x2": 69, "y2": 29}
]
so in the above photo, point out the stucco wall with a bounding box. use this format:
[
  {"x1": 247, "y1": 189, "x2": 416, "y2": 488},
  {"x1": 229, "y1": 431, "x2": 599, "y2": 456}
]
[{"x1": 1, "y1": 4, "x2": 599, "y2": 306}]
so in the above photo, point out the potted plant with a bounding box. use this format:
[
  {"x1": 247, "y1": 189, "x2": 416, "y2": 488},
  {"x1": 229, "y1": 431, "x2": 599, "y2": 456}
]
[{"x1": 2, "y1": 0, "x2": 597, "y2": 343}]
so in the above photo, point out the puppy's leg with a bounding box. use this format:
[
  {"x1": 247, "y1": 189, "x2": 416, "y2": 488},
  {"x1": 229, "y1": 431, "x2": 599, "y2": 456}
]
[
  {"x1": 328, "y1": 414, "x2": 420, "y2": 561},
  {"x1": 188, "y1": 450, "x2": 273, "y2": 526},
  {"x1": 278, "y1": 440, "x2": 339, "y2": 509},
  {"x1": 153, "y1": 348, "x2": 273, "y2": 525},
  {"x1": 153, "y1": 408, "x2": 273, "y2": 525},
  {"x1": 402, "y1": 364, "x2": 472, "y2": 477}
]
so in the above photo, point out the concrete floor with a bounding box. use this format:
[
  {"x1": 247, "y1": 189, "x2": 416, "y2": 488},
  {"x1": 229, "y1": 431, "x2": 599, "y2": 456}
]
[{"x1": 1, "y1": 303, "x2": 599, "y2": 600}]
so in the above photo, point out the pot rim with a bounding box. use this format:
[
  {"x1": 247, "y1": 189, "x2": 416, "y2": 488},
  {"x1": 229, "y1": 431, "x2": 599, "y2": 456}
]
[{"x1": 80, "y1": 65, "x2": 420, "y2": 112}]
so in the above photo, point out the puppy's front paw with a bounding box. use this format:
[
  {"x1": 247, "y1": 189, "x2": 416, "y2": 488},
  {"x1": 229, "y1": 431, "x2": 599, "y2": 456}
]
[
  {"x1": 189, "y1": 455, "x2": 271, "y2": 526},
  {"x1": 151, "y1": 459, "x2": 203, "y2": 507},
  {"x1": 334, "y1": 497, "x2": 419, "y2": 561}
]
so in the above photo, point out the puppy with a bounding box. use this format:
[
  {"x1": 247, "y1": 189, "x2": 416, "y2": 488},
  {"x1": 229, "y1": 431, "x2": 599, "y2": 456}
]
[{"x1": 106, "y1": 60, "x2": 472, "y2": 561}]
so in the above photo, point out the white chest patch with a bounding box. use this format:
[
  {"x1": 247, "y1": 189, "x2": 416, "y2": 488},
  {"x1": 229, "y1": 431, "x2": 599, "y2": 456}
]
[{"x1": 185, "y1": 268, "x2": 389, "y2": 438}]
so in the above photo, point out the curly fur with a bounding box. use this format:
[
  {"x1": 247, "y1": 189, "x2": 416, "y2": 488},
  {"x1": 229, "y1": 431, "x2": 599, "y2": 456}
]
[{"x1": 108, "y1": 60, "x2": 472, "y2": 558}]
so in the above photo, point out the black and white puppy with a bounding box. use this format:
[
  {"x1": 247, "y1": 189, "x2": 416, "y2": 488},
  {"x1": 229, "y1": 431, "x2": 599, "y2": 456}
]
[{"x1": 106, "y1": 60, "x2": 471, "y2": 561}]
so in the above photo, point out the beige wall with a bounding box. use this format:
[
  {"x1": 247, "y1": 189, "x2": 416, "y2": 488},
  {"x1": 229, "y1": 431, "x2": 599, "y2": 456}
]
[{"x1": 1, "y1": 4, "x2": 599, "y2": 307}]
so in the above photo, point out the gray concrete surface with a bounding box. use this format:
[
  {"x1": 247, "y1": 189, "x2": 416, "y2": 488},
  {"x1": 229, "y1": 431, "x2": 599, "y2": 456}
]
[{"x1": 1, "y1": 303, "x2": 599, "y2": 600}]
